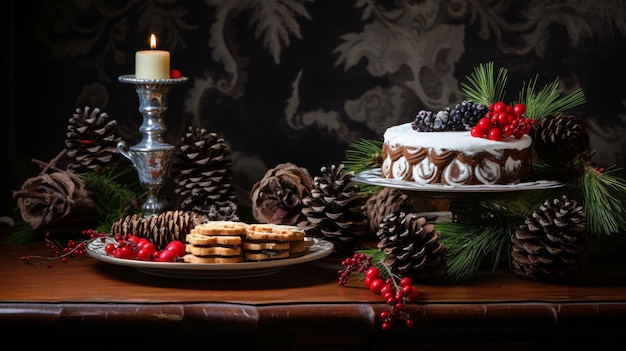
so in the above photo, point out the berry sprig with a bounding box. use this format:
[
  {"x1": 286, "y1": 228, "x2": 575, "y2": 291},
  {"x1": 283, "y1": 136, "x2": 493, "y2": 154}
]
[
  {"x1": 470, "y1": 101, "x2": 536, "y2": 141},
  {"x1": 20, "y1": 229, "x2": 108, "y2": 268},
  {"x1": 338, "y1": 252, "x2": 420, "y2": 330},
  {"x1": 103, "y1": 233, "x2": 185, "y2": 262}
]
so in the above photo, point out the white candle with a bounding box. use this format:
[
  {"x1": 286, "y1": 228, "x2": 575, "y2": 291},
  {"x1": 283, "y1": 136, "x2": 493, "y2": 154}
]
[{"x1": 135, "y1": 34, "x2": 170, "y2": 79}]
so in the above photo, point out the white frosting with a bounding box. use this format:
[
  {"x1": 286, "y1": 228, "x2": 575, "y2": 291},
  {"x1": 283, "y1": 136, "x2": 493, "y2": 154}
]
[
  {"x1": 382, "y1": 155, "x2": 392, "y2": 177},
  {"x1": 504, "y1": 156, "x2": 521, "y2": 173},
  {"x1": 474, "y1": 159, "x2": 500, "y2": 184},
  {"x1": 443, "y1": 159, "x2": 471, "y2": 185},
  {"x1": 413, "y1": 158, "x2": 437, "y2": 184},
  {"x1": 383, "y1": 122, "x2": 532, "y2": 152},
  {"x1": 392, "y1": 156, "x2": 410, "y2": 179}
]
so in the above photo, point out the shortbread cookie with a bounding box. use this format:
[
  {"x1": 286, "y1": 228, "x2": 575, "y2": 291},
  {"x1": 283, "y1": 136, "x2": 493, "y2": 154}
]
[
  {"x1": 185, "y1": 244, "x2": 241, "y2": 257},
  {"x1": 243, "y1": 241, "x2": 291, "y2": 251},
  {"x1": 185, "y1": 233, "x2": 242, "y2": 246},
  {"x1": 183, "y1": 254, "x2": 244, "y2": 264},
  {"x1": 244, "y1": 250, "x2": 290, "y2": 261},
  {"x1": 191, "y1": 221, "x2": 249, "y2": 235},
  {"x1": 245, "y1": 228, "x2": 305, "y2": 242},
  {"x1": 289, "y1": 240, "x2": 307, "y2": 254}
]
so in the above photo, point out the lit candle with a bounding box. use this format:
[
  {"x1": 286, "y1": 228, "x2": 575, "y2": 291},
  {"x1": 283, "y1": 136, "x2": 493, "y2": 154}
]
[{"x1": 135, "y1": 34, "x2": 170, "y2": 79}]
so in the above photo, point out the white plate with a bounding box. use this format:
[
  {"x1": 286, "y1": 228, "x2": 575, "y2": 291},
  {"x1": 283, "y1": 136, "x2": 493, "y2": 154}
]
[
  {"x1": 86, "y1": 237, "x2": 333, "y2": 279},
  {"x1": 352, "y1": 169, "x2": 565, "y2": 196}
]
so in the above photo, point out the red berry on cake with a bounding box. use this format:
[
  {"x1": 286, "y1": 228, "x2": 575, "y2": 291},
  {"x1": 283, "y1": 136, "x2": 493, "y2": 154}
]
[{"x1": 488, "y1": 127, "x2": 504, "y2": 141}]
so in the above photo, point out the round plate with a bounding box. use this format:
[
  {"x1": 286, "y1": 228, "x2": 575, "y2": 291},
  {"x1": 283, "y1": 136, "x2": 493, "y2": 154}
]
[
  {"x1": 352, "y1": 169, "x2": 565, "y2": 198},
  {"x1": 86, "y1": 237, "x2": 333, "y2": 279}
]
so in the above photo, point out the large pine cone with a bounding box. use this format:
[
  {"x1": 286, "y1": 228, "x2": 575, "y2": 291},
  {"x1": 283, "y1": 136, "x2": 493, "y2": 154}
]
[
  {"x1": 533, "y1": 112, "x2": 590, "y2": 164},
  {"x1": 13, "y1": 166, "x2": 98, "y2": 231},
  {"x1": 364, "y1": 187, "x2": 414, "y2": 238},
  {"x1": 298, "y1": 164, "x2": 368, "y2": 255},
  {"x1": 377, "y1": 212, "x2": 446, "y2": 281},
  {"x1": 251, "y1": 162, "x2": 313, "y2": 225},
  {"x1": 171, "y1": 127, "x2": 238, "y2": 220},
  {"x1": 511, "y1": 195, "x2": 590, "y2": 283},
  {"x1": 110, "y1": 210, "x2": 207, "y2": 250},
  {"x1": 65, "y1": 106, "x2": 121, "y2": 174}
]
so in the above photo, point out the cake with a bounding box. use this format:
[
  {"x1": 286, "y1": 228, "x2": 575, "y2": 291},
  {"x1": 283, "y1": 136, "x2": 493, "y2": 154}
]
[{"x1": 381, "y1": 122, "x2": 532, "y2": 185}]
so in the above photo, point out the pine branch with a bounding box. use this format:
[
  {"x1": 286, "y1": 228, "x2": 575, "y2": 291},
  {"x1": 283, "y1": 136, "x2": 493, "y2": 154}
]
[
  {"x1": 344, "y1": 138, "x2": 383, "y2": 174},
  {"x1": 460, "y1": 61, "x2": 507, "y2": 106},
  {"x1": 518, "y1": 76, "x2": 586, "y2": 119},
  {"x1": 579, "y1": 164, "x2": 626, "y2": 236}
]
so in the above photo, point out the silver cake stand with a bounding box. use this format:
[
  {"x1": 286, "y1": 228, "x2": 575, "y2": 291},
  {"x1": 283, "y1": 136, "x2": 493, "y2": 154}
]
[{"x1": 117, "y1": 74, "x2": 188, "y2": 217}]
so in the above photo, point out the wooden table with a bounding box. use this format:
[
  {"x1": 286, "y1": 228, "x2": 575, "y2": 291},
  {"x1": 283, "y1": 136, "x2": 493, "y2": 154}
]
[{"x1": 1, "y1": 229, "x2": 625, "y2": 350}]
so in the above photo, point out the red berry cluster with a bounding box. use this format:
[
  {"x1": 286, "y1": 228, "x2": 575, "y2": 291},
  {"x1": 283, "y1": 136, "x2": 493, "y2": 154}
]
[
  {"x1": 104, "y1": 233, "x2": 185, "y2": 262},
  {"x1": 339, "y1": 253, "x2": 419, "y2": 330},
  {"x1": 20, "y1": 229, "x2": 108, "y2": 268},
  {"x1": 470, "y1": 101, "x2": 535, "y2": 141}
]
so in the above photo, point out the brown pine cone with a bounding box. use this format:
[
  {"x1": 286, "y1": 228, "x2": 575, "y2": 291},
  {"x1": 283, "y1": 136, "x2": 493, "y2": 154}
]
[
  {"x1": 533, "y1": 112, "x2": 590, "y2": 164},
  {"x1": 364, "y1": 187, "x2": 414, "y2": 238},
  {"x1": 511, "y1": 195, "x2": 590, "y2": 283},
  {"x1": 111, "y1": 210, "x2": 207, "y2": 250},
  {"x1": 298, "y1": 164, "x2": 368, "y2": 256},
  {"x1": 250, "y1": 163, "x2": 314, "y2": 225},
  {"x1": 65, "y1": 106, "x2": 121, "y2": 173},
  {"x1": 377, "y1": 212, "x2": 447, "y2": 281}
]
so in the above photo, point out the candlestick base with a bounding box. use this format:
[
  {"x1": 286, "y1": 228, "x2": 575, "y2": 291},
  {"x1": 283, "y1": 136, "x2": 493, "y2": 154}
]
[{"x1": 118, "y1": 74, "x2": 188, "y2": 217}]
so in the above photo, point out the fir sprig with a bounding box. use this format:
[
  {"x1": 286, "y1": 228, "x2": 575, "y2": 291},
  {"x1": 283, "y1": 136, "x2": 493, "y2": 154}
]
[
  {"x1": 518, "y1": 75, "x2": 586, "y2": 119},
  {"x1": 344, "y1": 138, "x2": 383, "y2": 174},
  {"x1": 81, "y1": 164, "x2": 143, "y2": 232},
  {"x1": 344, "y1": 138, "x2": 383, "y2": 194},
  {"x1": 460, "y1": 61, "x2": 507, "y2": 106},
  {"x1": 579, "y1": 164, "x2": 626, "y2": 236},
  {"x1": 436, "y1": 200, "x2": 526, "y2": 282}
]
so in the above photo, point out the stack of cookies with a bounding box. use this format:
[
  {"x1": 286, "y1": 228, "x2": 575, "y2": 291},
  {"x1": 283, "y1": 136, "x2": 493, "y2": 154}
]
[
  {"x1": 182, "y1": 221, "x2": 308, "y2": 263},
  {"x1": 244, "y1": 223, "x2": 307, "y2": 261},
  {"x1": 182, "y1": 221, "x2": 248, "y2": 263}
]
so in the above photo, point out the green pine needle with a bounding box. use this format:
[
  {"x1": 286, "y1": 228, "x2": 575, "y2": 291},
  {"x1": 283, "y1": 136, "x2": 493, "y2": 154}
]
[
  {"x1": 344, "y1": 138, "x2": 383, "y2": 174},
  {"x1": 81, "y1": 164, "x2": 143, "y2": 232},
  {"x1": 460, "y1": 61, "x2": 507, "y2": 106},
  {"x1": 518, "y1": 75, "x2": 586, "y2": 119},
  {"x1": 580, "y1": 165, "x2": 626, "y2": 236}
]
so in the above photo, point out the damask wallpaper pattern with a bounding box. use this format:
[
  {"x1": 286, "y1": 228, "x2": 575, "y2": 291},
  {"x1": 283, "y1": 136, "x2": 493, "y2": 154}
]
[{"x1": 2, "y1": 0, "x2": 626, "y2": 217}]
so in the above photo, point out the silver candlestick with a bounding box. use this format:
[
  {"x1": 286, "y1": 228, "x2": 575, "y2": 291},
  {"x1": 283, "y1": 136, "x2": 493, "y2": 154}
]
[{"x1": 117, "y1": 74, "x2": 188, "y2": 217}]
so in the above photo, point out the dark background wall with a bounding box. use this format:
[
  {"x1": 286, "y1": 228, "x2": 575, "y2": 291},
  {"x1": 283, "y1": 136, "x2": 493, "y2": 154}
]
[{"x1": 2, "y1": 0, "x2": 626, "y2": 220}]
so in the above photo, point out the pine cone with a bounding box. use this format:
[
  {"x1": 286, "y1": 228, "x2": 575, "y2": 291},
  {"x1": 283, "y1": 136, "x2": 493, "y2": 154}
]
[
  {"x1": 511, "y1": 195, "x2": 590, "y2": 283},
  {"x1": 171, "y1": 127, "x2": 238, "y2": 220},
  {"x1": 298, "y1": 164, "x2": 368, "y2": 256},
  {"x1": 533, "y1": 112, "x2": 590, "y2": 164},
  {"x1": 377, "y1": 212, "x2": 447, "y2": 281},
  {"x1": 13, "y1": 162, "x2": 98, "y2": 231},
  {"x1": 111, "y1": 210, "x2": 207, "y2": 250},
  {"x1": 65, "y1": 106, "x2": 121, "y2": 173},
  {"x1": 251, "y1": 162, "x2": 313, "y2": 225},
  {"x1": 364, "y1": 187, "x2": 414, "y2": 238}
]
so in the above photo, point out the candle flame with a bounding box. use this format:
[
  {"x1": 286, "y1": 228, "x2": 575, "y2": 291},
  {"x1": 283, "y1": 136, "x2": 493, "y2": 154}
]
[{"x1": 150, "y1": 34, "x2": 157, "y2": 50}]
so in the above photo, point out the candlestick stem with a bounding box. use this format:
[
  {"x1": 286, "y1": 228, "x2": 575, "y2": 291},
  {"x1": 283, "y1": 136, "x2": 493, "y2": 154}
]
[{"x1": 117, "y1": 75, "x2": 188, "y2": 217}]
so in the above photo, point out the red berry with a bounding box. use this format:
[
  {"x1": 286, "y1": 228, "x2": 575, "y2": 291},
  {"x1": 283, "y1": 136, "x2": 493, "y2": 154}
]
[
  {"x1": 493, "y1": 101, "x2": 506, "y2": 113},
  {"x1": 405, "y1": 319, "x2": 414, "y2": 328},
  {"x1": 476, "y1": 117, "x2": 492, "y2": 132},
  {"x1": 165, "y1": 240, "x2": 185, "y2": 257},
  {"x1": 497, "y1": 112, "x2": 509, "y2": 126},
  {"x1": 365, "y1": 267, "x2": 380, "y2": 280},
  {"x1": 513, "y1": 103, "x2": 526, "y2": 116},
  {"x1": 155, "y1": 249, "x2": 177, "y2": 262},
  {"x1": 104, "y1": 243, "x2": 115, "y2": 255},
  {"x1": 470, "y1": 126, "x2": 484, "y2": 138},
  {"x1": 406, "y1": 286, "x2": 420, "y2": 302},
  {"x1": 369, "y1": 278, "x2": 385, "y2": 294},
  {"x1": 380, "y1": 284, "x2": 394, "y2": 297},
  {"x1": 170, "y1": 69, "x2": 182, "y2": 78},
  {"x1": 136, "y1": 248, "x2": 153, "y2": 261},
  {"x1": 399, "y1": 277, "x2": 413, "y2": 287},
  {"x1": 487, "y1": 127, "x2": 504, "y2": 141}
]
